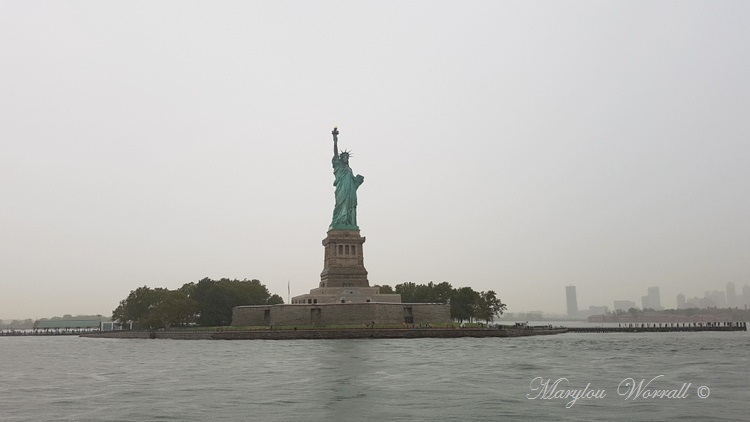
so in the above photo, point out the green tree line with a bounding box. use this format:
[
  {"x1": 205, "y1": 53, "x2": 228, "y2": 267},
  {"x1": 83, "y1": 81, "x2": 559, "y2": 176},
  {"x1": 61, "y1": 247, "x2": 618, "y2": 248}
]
[
  {"x1": 0, "y1": 319, "x2": 35, "y2": 330},
  {"x1": 377, "y1": 282, "x2": 507, "y2": 323},
  {"x1": 112, "y1": 278, "x2": 283, "y2": 329}
]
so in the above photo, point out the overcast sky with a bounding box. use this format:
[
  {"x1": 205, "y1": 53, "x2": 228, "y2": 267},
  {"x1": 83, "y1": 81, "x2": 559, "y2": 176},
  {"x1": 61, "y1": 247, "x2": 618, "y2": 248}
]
[{"x1": 2, "y1": 1, "x2": 749, "y2": 319}]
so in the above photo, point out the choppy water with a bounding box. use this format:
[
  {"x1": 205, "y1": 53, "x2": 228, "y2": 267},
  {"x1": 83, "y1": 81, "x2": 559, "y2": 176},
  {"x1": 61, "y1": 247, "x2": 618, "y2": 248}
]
[{"x1": 1, "y1": 332, "x2": 748, "y2": 421}]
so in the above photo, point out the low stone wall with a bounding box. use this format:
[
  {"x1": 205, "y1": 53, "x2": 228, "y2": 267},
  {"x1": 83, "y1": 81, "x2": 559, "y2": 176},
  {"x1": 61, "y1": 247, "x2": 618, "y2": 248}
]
[
  {"x1": 213, "y1": 328, "x2": 567, "y2": 340},
  {"x1": 80, "y1": 330, "x2": 215, "y2": 340},
  {"x1": 231, "y1": 302, "x2": 452, "y2": 327},
  {"x1": 81, "y1": 327, "x2": 568, "y2": 340}
]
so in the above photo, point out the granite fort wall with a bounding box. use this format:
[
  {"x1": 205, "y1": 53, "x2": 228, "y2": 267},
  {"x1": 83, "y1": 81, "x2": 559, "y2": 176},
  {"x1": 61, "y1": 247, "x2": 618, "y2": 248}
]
[
  {"x1": 81, "y1": 328, "x2": 569, "y2": 340},
  {"x1": 231, "y1": 302, "x2": 451, "y2": 327}
]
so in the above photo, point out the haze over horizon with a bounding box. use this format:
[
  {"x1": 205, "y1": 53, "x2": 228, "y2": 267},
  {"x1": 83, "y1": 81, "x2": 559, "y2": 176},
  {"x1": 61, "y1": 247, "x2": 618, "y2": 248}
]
[{"x1": 2, "y1": 2, "x2": 749, "y2": 320}]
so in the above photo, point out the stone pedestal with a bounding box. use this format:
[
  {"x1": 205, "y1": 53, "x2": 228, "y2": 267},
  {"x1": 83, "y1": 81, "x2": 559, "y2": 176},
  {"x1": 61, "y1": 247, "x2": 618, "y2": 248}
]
[
  {"x1": 291, "y1": 229, "x2": 402, "y2": 305},
  {"x1": 319, "y1": 229, "x2": 369, "y2": 288}
]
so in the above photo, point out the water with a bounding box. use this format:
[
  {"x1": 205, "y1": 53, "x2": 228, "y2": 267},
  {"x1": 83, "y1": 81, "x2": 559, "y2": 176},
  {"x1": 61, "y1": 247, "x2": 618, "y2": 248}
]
[{"x1": 1, "y1": 332, "x2": 748, "y2": 421}]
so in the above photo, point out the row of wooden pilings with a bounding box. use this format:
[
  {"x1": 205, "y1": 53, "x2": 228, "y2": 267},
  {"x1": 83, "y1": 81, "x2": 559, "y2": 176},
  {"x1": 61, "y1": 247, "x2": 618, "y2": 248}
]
[{"x1": 567, "y1": 321, "x2": 746, "y2": 333}]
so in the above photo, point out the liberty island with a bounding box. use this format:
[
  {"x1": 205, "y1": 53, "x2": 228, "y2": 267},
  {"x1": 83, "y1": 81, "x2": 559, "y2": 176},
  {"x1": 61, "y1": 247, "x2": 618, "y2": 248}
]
[{"x1": 81, "y1": 127, "x2": 565, "y2": 338}]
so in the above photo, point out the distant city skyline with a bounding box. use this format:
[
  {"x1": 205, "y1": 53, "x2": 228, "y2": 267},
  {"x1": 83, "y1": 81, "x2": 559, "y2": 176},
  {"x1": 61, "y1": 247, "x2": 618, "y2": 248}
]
[
  {"x1": 677, "y1": 282, "x2": 750, "y2": 310},
  {"x1": 535, "y1": 282, "x2": 750, "y2": 319}
]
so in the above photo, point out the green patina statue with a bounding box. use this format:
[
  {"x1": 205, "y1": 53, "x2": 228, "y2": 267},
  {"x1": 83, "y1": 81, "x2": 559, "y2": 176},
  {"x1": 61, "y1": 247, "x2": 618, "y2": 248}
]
[{"x1": 329, "y1": 127, "x2": 364, "y2": 230}]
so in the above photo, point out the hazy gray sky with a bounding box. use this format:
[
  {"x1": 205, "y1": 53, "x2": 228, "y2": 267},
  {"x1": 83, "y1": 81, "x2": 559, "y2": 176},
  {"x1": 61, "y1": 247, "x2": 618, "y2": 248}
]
[{"x1": 2, "y1": 1, "x2": 749, "y2": 319}]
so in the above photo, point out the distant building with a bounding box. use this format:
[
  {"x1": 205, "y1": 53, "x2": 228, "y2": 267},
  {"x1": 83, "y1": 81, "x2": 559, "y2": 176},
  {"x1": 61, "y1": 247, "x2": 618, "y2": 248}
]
[
  {"x1": 642, "y1": 286, "x2": 662, "y2": 310},
  {"x1": 683, "y1": 290, "x2": 729, "y2": 309},
  {"x1": 706, "y1": 290, "x2": 726, "y2": 308},
  {"x1": 566, "y1": 286, "x2": 578, "y2": 318},
  {"x1": 726, "y1": 282, "x2": 737, "y2": 307},
  {"x1": 676, "y1": 293, "x2": 686, "y2": 309},
  {"x1": 33, "y1": 319, "x2": 101, "y2": 332},
  {"x1": 101, "y1": 321, "x2": 132, "y2": 331},
  {"x1": 587, "y1": 305, "x2": 609, "y2": 316},
  {"x1": 614, "y1": 300, "x2": 636, "y2": 312},
  {"x1": 686, "y1": 296, "x2": 702, "y2": 308},
  {"x1": 522, "y1": 311, "x2": 544, "y2": 320},
  {"x1": 648, "y1": 286, "x2": 661, "y2": 309},
  {"x1": 500, "y1": 311, "x2": 545, "y2": 321}
]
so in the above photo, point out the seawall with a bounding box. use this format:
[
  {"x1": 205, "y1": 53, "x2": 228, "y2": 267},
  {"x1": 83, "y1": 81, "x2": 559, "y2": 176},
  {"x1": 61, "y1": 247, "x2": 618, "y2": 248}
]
[
  {"x1": 79, "y1": 322, "x2": 747, "y2": 340},
  {"x1": 80, "y1": 327, "x2": 568, "y2": 340}
]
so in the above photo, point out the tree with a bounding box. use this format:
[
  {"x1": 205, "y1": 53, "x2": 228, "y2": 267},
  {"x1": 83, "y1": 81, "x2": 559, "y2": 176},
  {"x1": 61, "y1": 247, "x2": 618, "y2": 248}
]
[
  {"x1": 432, "y1": 282, "x2": 454, "y2": 303},
  {"x1": 144, "y1": 290, "x2": 198, "y2": 328},
  {"x1": 395, "y1": 281, "x2": 452, "y2": 304},
  {"x1": 8, "y1": 319, "x2": 34, "y2": 329},
  {"x1": 394, "y1": 281, "x2": 504, "y2": 322},
  {"x1": 376, "y1": 284, "x2": 394, "y2": 294},
  {"x1": 188, "y1": 278, "x2": 282, "y2": 326},
  {"x1": 475, "y1": 290, "x2": 507, "y2": 323},
  {"x1": 112, "y1": 286, "x2": 164, "y2": 328},
  {"x1": 395, "y1": 282, "x2": 419, "y2": 302},
  {"x1": 450, "y1": 287, "x2": 480, "y2": 322},
  {"x1": 627, "y1": 307, "x2": 642, "y2": 320},
  {"x1": 112, "y1": 286, "x2": 197, "y2": 329}
]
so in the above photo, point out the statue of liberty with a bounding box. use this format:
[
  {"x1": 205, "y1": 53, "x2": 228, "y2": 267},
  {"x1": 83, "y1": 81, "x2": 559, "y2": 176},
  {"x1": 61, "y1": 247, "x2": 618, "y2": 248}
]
[{"x1": 329, "y1": 127, "x2": 364, "y2": 230}]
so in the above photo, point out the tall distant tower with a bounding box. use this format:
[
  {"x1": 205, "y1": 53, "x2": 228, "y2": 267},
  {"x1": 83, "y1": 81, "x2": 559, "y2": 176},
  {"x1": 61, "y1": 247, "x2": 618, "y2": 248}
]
[
  {"x1": 676, "y1": 293, "x2": 686, "y2": 309},
  {"x1": 647, "y1": 286, "x2": 661, "y2": 309},
  {"x1": 566, "y1": 286, "x2": 578, "y2": 318},
  {"x1": 642, "y1": 286, "x2": 662, "y2": 310},
  {"x1": 726, "y1": 282, "x2": 737, "y2": 308}
]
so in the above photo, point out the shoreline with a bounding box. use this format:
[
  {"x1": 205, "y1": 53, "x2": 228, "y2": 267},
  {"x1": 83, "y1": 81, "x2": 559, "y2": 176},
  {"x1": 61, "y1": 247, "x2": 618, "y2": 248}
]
[
  {"x1": 12, "y1": 322, "x2": 746, "y2": 340},
  {"x1": 80, "y1": 327, "x2": 568, "y2": 340}
]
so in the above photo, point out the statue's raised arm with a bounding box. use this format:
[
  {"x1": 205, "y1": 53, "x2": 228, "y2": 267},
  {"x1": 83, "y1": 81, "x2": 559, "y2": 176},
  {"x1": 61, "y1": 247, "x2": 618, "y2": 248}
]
[{"x1": 332, "y1": 127, "x2": 339, "y2": 158}]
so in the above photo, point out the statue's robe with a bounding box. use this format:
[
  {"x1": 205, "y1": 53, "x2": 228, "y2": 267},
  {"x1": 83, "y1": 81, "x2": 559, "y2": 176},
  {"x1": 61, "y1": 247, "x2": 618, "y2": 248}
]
[{"x1": 330, "y1": 155, "x2": 363, "y2": 230}]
